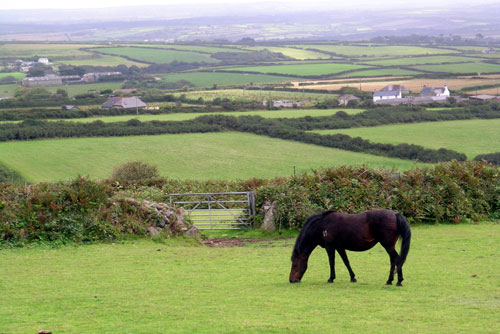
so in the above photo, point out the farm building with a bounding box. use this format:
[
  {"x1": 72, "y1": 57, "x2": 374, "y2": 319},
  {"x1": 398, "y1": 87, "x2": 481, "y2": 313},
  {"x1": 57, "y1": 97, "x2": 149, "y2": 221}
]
[
  {"x1": 262, "y1": 100, "x2": 303, "y2": 108},
  {"x1": 82, "y1": 72, "x2": 122, "y2": 83},
  {"x1": 101, "y1": 96, "x2": 147, "y2": 109},
  {"x1": 62, "y1": 105, "x2": 80, "y2": 110},
  {"x1": 420, "y1": 85, "x2": 450, "y2": 97},
  {"x1": 38, "y1": 58, "x2": 50, "y2": 64},
  {"x1": 373, "y1": 90, "x2": 402, "y2": 102},
  {"x1": 21, "y1": 74, "x2": 62, "y2": 87},
  {"x1": 338, "y1": 94, "x2": 361, "y2": 105}
]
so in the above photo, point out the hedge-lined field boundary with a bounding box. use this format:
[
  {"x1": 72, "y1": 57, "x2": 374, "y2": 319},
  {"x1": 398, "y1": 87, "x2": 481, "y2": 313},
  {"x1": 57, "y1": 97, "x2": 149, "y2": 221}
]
[{"x1": 1, "y1": 161, "x2": 498, "y2": 246}]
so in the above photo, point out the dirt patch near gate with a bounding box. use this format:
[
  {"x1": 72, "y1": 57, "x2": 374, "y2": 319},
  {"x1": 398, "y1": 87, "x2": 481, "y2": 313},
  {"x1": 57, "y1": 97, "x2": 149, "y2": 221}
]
[{"x1": 203, "y1": 237, "x2": 294, "y2": 247}]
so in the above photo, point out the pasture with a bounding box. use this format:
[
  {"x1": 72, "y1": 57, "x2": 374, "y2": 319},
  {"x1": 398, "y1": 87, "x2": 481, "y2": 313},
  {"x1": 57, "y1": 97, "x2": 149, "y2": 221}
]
[
  {"x1": 171, "y1": 88, "x2": 336, "y2": 102},
  {"x1": 290, "y1": 44, "x2": 459, "y2": 57},
  {"x1": 44, "y1": 108, "x2": 365, "y2": 123},
  {"x1": 94, "y1": 47, "x2": 218, "y2": 64},
  {"x1": 161, "y1": 72, "x2": 293, "y2": 87},
  {"x1": 363, "y1": 55, "x2": 483, "y2": 66},
  {"x1": 44, "y1": 82, "x2": 124, "y2": 97},
  {"x1": 0, "y1": 72, "x2": 25, "y2": 80},
  {"x1": 410, "y1": 62, "x2": 500, "y2": 74},
  {"x1": 244, "y1": 46, "x2": 332, "y2": 60},
  {"x1": 0, "y1": 132, "x2": 418, "y2": 183},
  {"x1": 0, "y1": 224, "x2": 498, "y2": 333},
  {"x1": 221, "y1": 63, "x2": 370, "y2": 76},
  {"x1": 310, "y1": 119, "x2": 500, "y2": 159},
  {"x1": 55, "y1": 54, "x2": 148, "y2": 67},
  {"x1": 0, "y1": 43, "x2": 96, "y2": 58}
]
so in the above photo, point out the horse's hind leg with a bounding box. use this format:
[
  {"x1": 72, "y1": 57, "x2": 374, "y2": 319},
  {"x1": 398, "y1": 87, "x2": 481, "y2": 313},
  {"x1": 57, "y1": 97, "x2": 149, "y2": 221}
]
[
  {"x1": 337, "y1": 249, "x2": 356, "y2": 282},
  {"x1": 384, "y1": 247, "x2": 399, "y2": 285},
  {"x1": 326, "y1": 247, "x2": 336, "y2": 283}
]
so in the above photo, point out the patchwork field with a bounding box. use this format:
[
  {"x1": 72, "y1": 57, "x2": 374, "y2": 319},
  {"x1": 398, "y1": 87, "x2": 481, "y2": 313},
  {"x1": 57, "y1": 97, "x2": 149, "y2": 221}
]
[
  {"x1": 45, "y1": 108, "x2": 366, "y2": 123},
  {"x1": 363, "y1": 55, "x2": 483, "y2": 66},
  {"x1": 161, "y1": 72, "x2": 293, "y2": 87},
  {"x1": 44, "y1": 82, "x2": 124, "y2": 96},
  {"x1": 244, "y1": 46, "x2": 332, "y2": 60},
  {"x1": 1, "y1": 224, "x2": 499, "y2": 333},
  {"x1": 221, "y1": 63, "x2": 371, "y2": 76},
  {"x1": 297, "y1": 77, "x2": 500, "y2": 93},
  {"x1": 0, "y1": 72, "x2": 25, "y2": 80},
  {"x1": 310, "y1": 119, "x2": 500, "y2": 159},
  {"x1": 55, "y1": 54, "x2": 148, "y2": 67},
  {"x1": 0, "y1": 43, "x2": 96, "y2": 58},
  {"x1": 171, "y1": 89, "x2": 336, "y2": 102},
  {"x1": 94, "y1": 47, "x2": 218, "y2": 64},
  {"x1": 410, "y1": 62, "x2": 500, "y2": 74},
  {"x1": 0, "y1": 132, "x2": 419, "y2": 183},
  {"x1": 291, "y1": 45, "x2": 459, "y2": 57}
]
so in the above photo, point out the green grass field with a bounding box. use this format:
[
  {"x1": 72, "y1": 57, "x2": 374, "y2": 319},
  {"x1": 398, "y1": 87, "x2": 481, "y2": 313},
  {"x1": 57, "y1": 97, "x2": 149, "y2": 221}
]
[
  {"x1": 161, "y1": 72, "x2": 294, "y2": 87},
  {"x1": 55, "y1": 54, "x2": 147, "y2": 67},
  {"x1": 45, "y1": 108, "x2": 366, "y2": 123},
  {"x1": 95, "y1": 47, "x2": 218, "y2": 64},
  {"x1": 342, "y1": 68, "x2": 422, "y2": 77},
  {"x1": 0, "y1": 43, "x2": 96, "y2": 58},
  {"x1": 43, "y1": 82, "x2": 123, "y2": 97},
  {"x1": 0, "y1": 72, "x2": 25, "y2": 80},
  {"x1": 172, "y1": 89, "x2": 336, "y2": 102},
  {"x1": 0, "y1": 132, "x2": 419, "y2": 183},
  {"x1": 244, "y1": 46, "x2": 332, "y2": 60},
  {"x1": 310, "y1": 119, "x2": 500, "y2": 158},
  {"x1": 410, "y1": 62, "x2": 500, "y2": 74},
  {"x1": 0, "y1": 224, "x2": 498, "y2": 333},
  {"x1": 222, "y1": 63, "x2": 370, "y2": 76},
  {"x1": 291, "y1": 45, "x2": 460, "y2": 57},
  {"x1": 121, "y1": 44, "x2": 247, "y2": 54},
  {"x1": 363, "y1": 55, "x2": 482, "y2": 66}
]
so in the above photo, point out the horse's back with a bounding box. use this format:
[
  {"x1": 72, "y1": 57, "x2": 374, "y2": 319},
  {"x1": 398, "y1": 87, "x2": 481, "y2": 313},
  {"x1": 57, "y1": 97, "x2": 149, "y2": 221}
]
[{"x1": 323, "y1": 209, "x2": 398, "y2": 251}]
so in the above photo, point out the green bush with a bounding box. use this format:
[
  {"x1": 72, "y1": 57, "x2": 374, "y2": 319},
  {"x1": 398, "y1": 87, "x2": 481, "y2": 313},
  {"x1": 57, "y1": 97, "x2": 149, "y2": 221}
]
[{"x1": 111, "y1": 161, "x2": 160, "y2": 185}]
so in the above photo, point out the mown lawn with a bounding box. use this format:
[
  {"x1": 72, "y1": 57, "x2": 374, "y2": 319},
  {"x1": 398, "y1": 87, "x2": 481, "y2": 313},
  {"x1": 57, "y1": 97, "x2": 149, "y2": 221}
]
[
  {"x1": 0, "y1": 224, "x2": 498, "y2": 333},
  {"x1": 310, "y1": 119, "x2": 500, "y2": 159},
  {"x1": 0, "y1": 132, "x2": 418, "y2": 183}
]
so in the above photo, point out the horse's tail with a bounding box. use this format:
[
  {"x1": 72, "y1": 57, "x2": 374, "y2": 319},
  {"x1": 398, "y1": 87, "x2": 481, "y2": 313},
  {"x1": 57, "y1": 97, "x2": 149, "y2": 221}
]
[{"x1": 395, "y1": 213, "x2": 411, "y2": 267}]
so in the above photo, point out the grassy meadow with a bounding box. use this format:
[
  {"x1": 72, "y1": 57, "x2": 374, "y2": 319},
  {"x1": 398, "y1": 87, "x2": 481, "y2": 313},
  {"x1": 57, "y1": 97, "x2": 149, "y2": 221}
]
[
  {"x1": 40, "y1": 108, "x2": 365, "y2": 123},
  {"x1": 222, "y1": 63, "x2": 371, "y2": 76},
  {"x1": 291, "y1": 44, "x2": 459, "y2": 57},
  {"x1": 161, "y1": 72, "x2": 294, "y2": 87},
  {"x1": 0, "y1": 132, "x2": 419, "y2": 183},
  {"x1": 410, "y1": 62, "x2": 500, "y2": 74},
  {"x1": 0, "y1": 43, "x2": 96, "y2": 58},
  {"x1": 310, "y1": 119, "x2": 500, "y2": 158},
  {"x1": 55, "y1": 54, "x2": 148, "y2": 67},
  {"x1": 0, "y1": 224, "x2": 499, "y2": 333},
  {"x1": 95, "y1": 47, "x2": 218, "y2": 64}
]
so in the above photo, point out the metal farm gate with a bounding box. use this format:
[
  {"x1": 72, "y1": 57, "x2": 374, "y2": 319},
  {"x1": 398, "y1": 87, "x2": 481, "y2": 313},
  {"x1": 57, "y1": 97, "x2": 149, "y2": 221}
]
[{"x1": 168, "y1": 192, "x2": 256, "y2": 230}]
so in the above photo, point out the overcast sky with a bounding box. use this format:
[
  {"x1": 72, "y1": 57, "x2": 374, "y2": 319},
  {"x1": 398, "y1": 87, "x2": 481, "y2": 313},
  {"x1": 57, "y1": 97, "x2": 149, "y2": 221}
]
[{"x1": 1, "y1": 0, "x2": 497, "y2": 10}]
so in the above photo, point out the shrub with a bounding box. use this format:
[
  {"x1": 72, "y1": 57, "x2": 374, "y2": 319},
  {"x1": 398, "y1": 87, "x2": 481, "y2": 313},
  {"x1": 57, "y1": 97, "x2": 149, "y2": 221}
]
[{"x1": 112, "y1": 161, "x2": 160, "y2": 184}]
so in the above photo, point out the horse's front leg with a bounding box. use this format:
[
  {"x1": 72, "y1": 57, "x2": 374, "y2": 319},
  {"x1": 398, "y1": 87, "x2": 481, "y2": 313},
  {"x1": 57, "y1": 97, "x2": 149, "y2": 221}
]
[
  {"x1": 326, "y1": 247, "x2": 336, "y2": 283},
  {"x1": 337, "y1": 248, "x2": 357, "y2": 282}
]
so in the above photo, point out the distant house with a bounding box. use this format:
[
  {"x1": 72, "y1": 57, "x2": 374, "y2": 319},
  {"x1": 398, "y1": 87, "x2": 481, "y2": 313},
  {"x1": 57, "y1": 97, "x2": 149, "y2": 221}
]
[
  {"x1": 62, "y1": 105, "x2": 80, "y2": 110},
  {"x1": 380, "y1": 85, "x2": 409, "y2": 94},
  {"x1": 21, "y1": 75, "x2": 62, "y2": 87},
  {"x1": 420, "y1": 85, "x2": 450, "y2": 97},
  {"x1": 38, "y1": 58, "x2": 50, "y2": 65},
  {"x1": 101, "y1": 96, "x2": 147, "y2": 109},
  {"x1": 373, "y1": 90, "x2": 402, "y2": 102},
  {"x1": 263, "y1": 100, "x2": 302, "y2": 108},
  {"x1": 338, "y1": 94, "x2": 361, "y2": 105},
  {"x1": 83, "y1": 72, "x2": 122, "y2": 83}
]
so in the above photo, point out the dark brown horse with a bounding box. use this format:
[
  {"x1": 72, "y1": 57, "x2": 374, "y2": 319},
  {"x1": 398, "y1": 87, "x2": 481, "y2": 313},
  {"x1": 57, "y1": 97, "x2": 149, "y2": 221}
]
[{"x1": 289, "y1": 209, "x2": 411, "y2": 286}]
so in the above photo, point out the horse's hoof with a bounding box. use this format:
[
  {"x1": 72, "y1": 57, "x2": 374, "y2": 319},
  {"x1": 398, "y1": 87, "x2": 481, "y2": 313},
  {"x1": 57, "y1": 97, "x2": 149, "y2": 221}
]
[
  {"x1": 351, "y1": 278, "x2": 357, "y2": 283},
  {"x1": 396, "y1": 282, "x2": 403, "y2": 286},
  {"x1": 386, "y1": 282, "x2": 393, "y2": 285},
  {"x1": 327, "y1": 279, "x2": 334, "y2": 283}
]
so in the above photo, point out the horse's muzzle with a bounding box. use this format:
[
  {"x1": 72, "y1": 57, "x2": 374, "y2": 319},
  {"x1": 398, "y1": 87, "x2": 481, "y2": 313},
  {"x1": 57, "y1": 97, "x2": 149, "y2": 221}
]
[{"x1": 289, "y1": 278, "x2": 301, "y2": 283}]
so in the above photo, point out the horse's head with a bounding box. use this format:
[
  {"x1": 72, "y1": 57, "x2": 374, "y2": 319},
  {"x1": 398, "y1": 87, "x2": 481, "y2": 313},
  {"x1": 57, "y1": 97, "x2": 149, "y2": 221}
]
[{"x1": 289, "y1": 254, "x2": 308, "y2": 283}]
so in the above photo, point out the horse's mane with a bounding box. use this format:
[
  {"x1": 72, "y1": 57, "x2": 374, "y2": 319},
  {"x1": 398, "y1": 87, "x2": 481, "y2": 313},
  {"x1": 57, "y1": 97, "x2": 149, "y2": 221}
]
[{"x1": 292, "y1": 211, "x2": 334, "y2": 259}]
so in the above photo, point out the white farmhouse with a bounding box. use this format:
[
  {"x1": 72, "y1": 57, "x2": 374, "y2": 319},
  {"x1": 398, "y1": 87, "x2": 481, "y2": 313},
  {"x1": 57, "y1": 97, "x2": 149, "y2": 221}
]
[
  {"x1": 38, "y1": 58, "x2": 50, "y2": 65},
  {"x1": 373, "y1": 89, "x2": 402, "y2": 102},
  {"x1": 420, "y1": 85, "x2": 450, "y2": 97}
]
